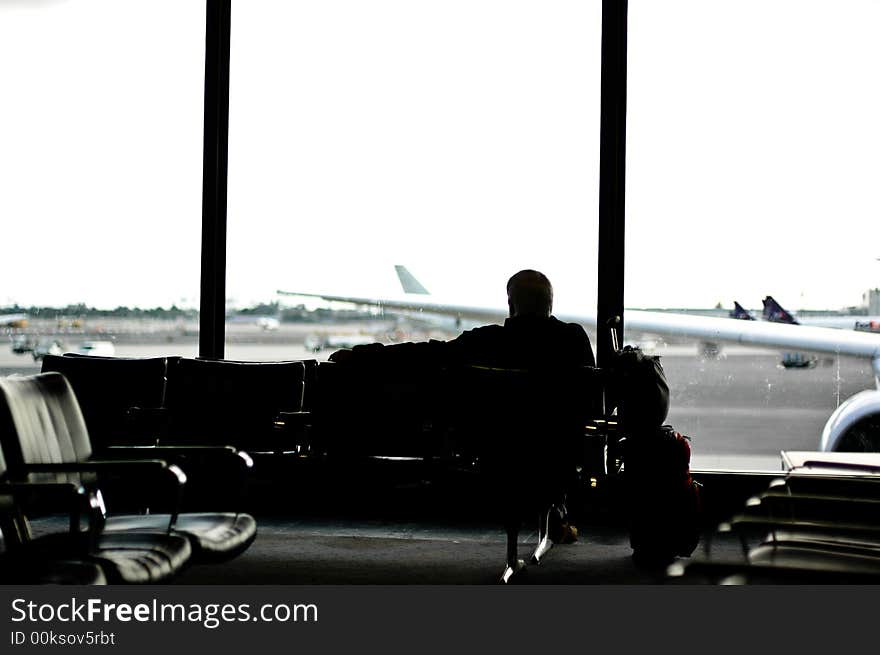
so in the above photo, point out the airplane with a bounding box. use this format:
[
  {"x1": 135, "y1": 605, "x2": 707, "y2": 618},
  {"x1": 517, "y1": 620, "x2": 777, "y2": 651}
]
[
  {"x1": 762, "y1": 296, "x2": 799, "y2": 325},
  {"x1": 0, "y1": 312, "x2": 28, "y2": 328},
  {"x1": 729, "y1": 301, "x2": 755, "y2": 321},
  {"x1": 278, "y1": 266, "x2": 880, "y2": 452},
  {"x1": 763, "y1": 295, "x2": 880, "y2": 332}
]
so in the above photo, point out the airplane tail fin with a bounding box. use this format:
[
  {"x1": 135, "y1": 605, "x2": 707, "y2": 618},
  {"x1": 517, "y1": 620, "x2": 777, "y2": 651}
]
[
  {"x1": 762, "y1": 296, "x2": 799, "y2": 324},
  {"x1": 729, "y1": 301, "x2": 755, "y2": 320},
  {"x1": 394, "y1": 265, "x2": 430, "y2": 295}
]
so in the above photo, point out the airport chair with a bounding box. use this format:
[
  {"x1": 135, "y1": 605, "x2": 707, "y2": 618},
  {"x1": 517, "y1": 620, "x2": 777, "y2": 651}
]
[
  {"x1": 40, "y1": 353, "x2": 170, "y2": 451},
  {"x1": 161, "y1": 358, "x2": 308, "y2": 454},
  {"x1": 0, "y1": 409, "x2": 192, "y2": 584},
  {"x1": 684, "y1": 478, "x2": 880, "y2": 583},
  {"x1": 0, "y1": 373, "x2": 255, "y2": 566},
  {"x1": 452, "y1": 365, "x2": 602, "y2": 583},
  {"x1": 722, "y1": 487, "x2": 880, "y2": 557},
  {"x1": 41, "y1": 353, "x2": 257, "y2": 510},
  {"x1": 667, "y1": 556, "x2": 880, "y2": 584}
]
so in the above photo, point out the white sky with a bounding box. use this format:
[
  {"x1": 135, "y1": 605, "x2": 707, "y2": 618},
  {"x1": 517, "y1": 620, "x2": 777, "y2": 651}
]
[{"x1": 1, "y1": 0, "x2": 879, "y2": 312}]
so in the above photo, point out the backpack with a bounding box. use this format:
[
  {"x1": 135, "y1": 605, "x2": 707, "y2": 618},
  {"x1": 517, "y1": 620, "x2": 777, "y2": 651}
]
[{"x1": 606, "y1": 346, "x2": 669, "y2": 430}]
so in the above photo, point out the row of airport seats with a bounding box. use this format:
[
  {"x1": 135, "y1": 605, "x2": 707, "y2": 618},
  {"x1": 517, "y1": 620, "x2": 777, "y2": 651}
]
[
  {"x1": 41, "y1": 352, "x2": 597, "y2": 466},
  {"x1": 31, "y1": 353, "x2": 608, "y2": 583},
  {"x1": 668, "y1": 459, "x2": 880, "y2": 583},
  {"x1": 0, "y1": 369, "x2": 258, "y2": 584},
  {"x1": 40, "y1": 354, "x2": 311, "y2": 455}
]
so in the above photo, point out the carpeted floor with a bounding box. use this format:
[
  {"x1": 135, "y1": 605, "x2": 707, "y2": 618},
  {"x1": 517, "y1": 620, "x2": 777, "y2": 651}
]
[
  {"x1": 172, "y1": 518, "x2": 679, "y2": 584},
  {"x1": 15, "y1": 514, "x2": 742, "y2": 585}
]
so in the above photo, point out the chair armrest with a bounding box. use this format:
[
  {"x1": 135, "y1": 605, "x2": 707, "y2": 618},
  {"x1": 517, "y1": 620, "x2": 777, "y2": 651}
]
[
  {"x1": 126, "y1": 406, "x2": 169, "y2": 424},
  {"x1": 276, "y1": 411, "x2": 311, "y2": 428},
  {"x1": 21, "y1": 461, "x2": 185, "y2": 532},
  {"x1": 105, "y1": 446, "x2": 253, "y2": 512},
  {"x1": 106, "y1": 445, "x2": 253, "y2": 471},
  {"x1": 23, "y1": 460, "x2": 186, "y2": 484},
  {"x1": 0, "y1": 481, "x2": 104, "y2": 541},
  {"x1": 274, "y1": 411, "x2": 313, "y2": 454}
]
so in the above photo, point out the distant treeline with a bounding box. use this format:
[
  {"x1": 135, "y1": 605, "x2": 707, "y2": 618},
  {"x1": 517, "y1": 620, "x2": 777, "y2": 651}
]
[
  {"x1": 1, "y1": 303, "x2": 198, "y2": 320},
  {"x1": 2, "y1": 301, "x2": 378, "y2": 323}
]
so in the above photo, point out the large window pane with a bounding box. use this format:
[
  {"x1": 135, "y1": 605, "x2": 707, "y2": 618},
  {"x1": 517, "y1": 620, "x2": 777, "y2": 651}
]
[
  {"x1": 627, "y1": 0, "x2": 880, "y2": 468},
  {"x1": 0, "y1": 1, "x2": 205, "y2": 374},
  {"x1": 227, "y1": 0, "x2": 602, "y2": 360}
]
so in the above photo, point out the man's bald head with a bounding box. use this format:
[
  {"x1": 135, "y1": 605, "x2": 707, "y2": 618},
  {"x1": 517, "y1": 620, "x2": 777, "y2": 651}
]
[{"x1": 507, "y1": 270, "x2": 553, "y2": 318}]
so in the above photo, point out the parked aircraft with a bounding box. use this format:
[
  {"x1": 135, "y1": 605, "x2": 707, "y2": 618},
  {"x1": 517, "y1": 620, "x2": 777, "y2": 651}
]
[
  {"x1": 763, "y1": 295, "x2": 880, "y2": 332},
  {"x1": 762, "y1": 296, "x2": 800, "y2": 325},
  {"x1": 278, "y1": 266, "x2": 880, "y2": 452},
  {"x1": 729, "y1": 302, "x2": 755, "y2": 321}
]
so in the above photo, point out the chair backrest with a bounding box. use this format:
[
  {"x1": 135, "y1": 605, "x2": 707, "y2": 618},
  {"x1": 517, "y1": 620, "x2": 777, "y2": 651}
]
[
  {"x1": 301, "y1": 359, "x2": 320, "y2": 412},
  {"x1": 41, "y1": 354, "x2": 169, "y2": 450},
  {"x1": 451, "y1": 364, "x2": 603, "y2": 469},
  {"x1": 162, "y1": 358, "x2": 306, "y2": 447},
  {"x1": 0, "y1": 373, "x2": 93, "y2": 471},
  {"x1": 312, "y1": 359, "x2": 442, "y2": 457},
  {"x1": 454, "y1": 363, "x2": 602, "y2": 424}
]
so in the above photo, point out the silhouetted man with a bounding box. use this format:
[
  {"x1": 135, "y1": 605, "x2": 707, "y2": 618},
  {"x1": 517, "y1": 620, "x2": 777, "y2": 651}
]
[
  {"x1": 329, "y1": 269, "x2": 595, "y2": 368},
  {"x1": 329, "y1": 270, "x2": 594, "y2": 550}
]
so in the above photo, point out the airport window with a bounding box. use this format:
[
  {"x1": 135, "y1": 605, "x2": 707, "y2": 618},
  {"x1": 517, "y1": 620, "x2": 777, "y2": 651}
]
[
  {"x1": 625, "y1": 0, "x2": 880, "y2": 467},
  {"x1": 0, "y1": 1, "x2": 206, "y2": 373},
  {"x1": 226, "y1": 0, "x2": 603, "y2": 359}
]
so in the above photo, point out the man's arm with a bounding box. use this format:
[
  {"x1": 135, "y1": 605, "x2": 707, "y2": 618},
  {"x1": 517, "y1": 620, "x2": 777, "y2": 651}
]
[{"x1": 329, "y1": 340, "x2": 447, "y2": 367}]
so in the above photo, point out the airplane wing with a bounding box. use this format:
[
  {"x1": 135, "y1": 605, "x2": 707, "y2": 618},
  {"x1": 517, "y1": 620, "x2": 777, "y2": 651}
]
[
  {"x1": 277, "y1": 288, "x2": 880, "y2": 377},
  {"x1": 277, "y1": 289, "x2": 511, "y2": 325}
]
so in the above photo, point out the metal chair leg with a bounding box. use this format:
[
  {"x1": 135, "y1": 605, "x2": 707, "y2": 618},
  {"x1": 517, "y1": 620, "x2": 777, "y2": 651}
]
[
  {"x1": 500, "y1": 522, "x2": 525, "y2": 583},
  {"x1": 531, "y1": 507, "x2": 553, "y2": 564}
]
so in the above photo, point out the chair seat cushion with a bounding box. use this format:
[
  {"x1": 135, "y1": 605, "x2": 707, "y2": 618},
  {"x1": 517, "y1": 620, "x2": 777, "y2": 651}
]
[
  {"x1": 764, "y1": 530, "x2": 880, "y2": 554},
  {"x1": 28, "y1": 531, "x2": 192, "y2": 583},
  {"x1": 749, "y1": 543, "x2": 880, "y2": 578},
  {"x1": 105, "y1": 513, "x2": 257, "y2": 561}
]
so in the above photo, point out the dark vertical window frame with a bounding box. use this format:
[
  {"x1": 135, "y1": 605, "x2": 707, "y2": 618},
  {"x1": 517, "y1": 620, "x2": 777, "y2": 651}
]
[
  {"x1": 597, "y1": 0, "x2": 628, "y2": 367},
  {"x1": 200, "y1": 0, "x2": 232, "y2": 359}
]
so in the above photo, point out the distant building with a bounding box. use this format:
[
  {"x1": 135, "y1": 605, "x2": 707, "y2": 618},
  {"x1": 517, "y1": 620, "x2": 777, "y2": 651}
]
[{"x1": 864, "y1": 288, "x2": 880, "y2": 315}]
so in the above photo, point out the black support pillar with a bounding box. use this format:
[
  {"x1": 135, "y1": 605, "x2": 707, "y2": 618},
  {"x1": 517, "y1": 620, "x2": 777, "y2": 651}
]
[
  {"x1": 199, "y1": 0, "x2": 232, "y2": 360},
  {"x1": 597, "y1": 0, "x2": 628, "y2": 368}
]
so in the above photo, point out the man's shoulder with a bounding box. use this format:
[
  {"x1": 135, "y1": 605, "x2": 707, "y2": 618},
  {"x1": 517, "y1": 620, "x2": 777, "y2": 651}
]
[{"x1": 549, "y1": 316, "x2": 588, "y2": 336}]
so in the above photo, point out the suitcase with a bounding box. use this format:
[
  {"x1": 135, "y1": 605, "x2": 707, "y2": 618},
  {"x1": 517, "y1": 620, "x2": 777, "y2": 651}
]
[{"x1": 625, "y1": 425, "x2": 702, "y2": 563}]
